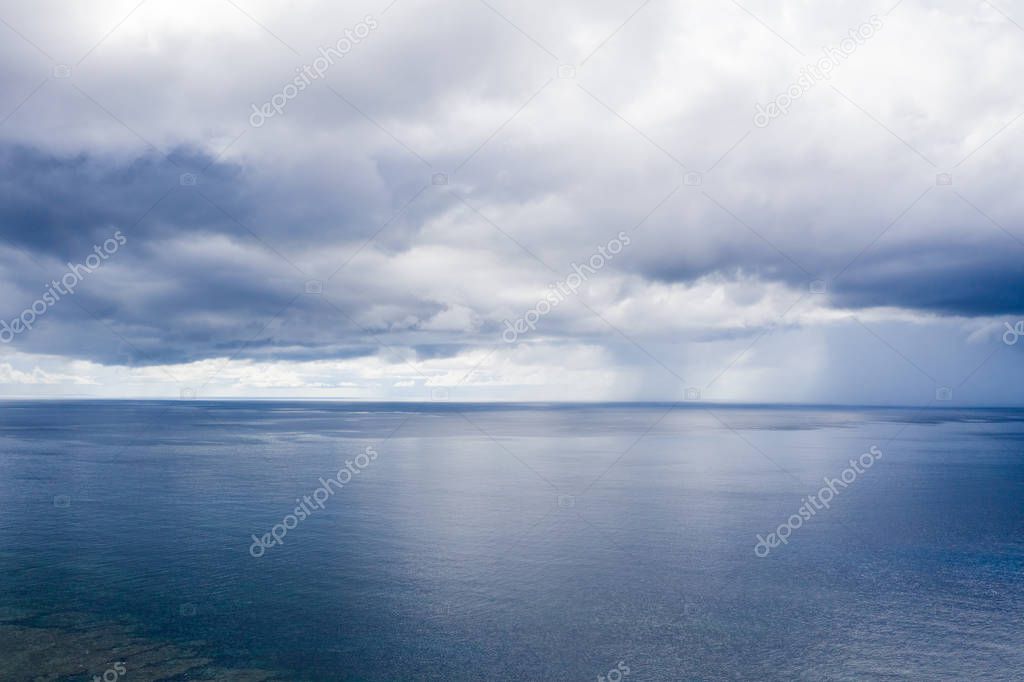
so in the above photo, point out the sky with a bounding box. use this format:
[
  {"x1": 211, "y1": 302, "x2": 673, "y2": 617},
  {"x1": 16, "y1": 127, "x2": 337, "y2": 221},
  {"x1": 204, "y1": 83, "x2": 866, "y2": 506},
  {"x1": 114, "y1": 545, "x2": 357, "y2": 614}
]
[{"x1": 0, "y1": 0, "x2": 1022, "y2": 403}]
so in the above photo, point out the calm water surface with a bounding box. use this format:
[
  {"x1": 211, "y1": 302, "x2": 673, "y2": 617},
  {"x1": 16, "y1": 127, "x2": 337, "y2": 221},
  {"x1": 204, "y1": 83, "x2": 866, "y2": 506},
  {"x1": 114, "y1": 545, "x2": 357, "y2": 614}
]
[{"x1": 1, "y1": 401, "x2": 1022, "y2": 680}]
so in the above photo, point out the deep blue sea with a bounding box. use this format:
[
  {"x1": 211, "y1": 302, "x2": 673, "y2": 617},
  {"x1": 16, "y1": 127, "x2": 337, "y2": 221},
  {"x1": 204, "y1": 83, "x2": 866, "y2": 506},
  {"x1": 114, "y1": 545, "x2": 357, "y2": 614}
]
[{"x1": 1, "y1": 401, "x2": 1022, "y2": 680}]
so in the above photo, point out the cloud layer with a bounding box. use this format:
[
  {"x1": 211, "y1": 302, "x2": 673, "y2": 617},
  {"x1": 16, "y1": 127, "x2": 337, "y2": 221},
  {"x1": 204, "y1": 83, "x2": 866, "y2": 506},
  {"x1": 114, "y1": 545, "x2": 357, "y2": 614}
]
[{"x1": 0, "y1": 0, "x2": 1022, "y2": 402}]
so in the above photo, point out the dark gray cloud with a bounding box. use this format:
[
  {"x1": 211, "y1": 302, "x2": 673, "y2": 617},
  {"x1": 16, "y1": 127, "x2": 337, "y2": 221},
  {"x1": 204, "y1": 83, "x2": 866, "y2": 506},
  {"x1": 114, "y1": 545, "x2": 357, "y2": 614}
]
[{"x1": 1, "y1": 129, "x2": 1021, "y2": 369}]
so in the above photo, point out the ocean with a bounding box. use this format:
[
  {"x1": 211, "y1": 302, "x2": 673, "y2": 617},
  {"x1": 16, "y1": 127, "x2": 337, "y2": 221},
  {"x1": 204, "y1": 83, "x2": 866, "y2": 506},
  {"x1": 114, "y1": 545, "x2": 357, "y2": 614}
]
[{"x1": 1, "y1": 401, "x2": 1022, "y2": 680}]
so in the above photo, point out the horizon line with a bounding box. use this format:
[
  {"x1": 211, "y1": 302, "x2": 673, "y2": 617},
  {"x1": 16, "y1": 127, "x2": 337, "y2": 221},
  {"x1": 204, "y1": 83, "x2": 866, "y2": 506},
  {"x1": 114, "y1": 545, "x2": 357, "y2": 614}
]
[{"x1": 1, "y1": 397, "x2": 1023, "y2": 410}]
